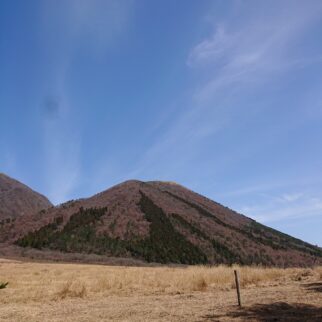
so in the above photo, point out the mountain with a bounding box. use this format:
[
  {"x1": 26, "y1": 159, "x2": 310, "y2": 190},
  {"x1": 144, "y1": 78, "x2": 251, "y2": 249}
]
[
  {"x1": 0, "y1": 173, "x2": 52, "y2": 222},
  {"x1": 1, "y1": 179, "x2": 321, "y2": 266}
]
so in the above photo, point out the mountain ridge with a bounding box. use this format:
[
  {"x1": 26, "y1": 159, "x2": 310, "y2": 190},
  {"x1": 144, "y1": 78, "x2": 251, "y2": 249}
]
[
  {"x1": 0, "y1": 173, "x2": 52, "y2": 222},
  {"x1": 0, "y1": 177, "x2": 320, "y2": 266}
]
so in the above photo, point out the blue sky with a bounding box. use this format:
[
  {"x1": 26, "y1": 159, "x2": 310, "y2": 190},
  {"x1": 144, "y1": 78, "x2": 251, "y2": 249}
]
[{"x1": 1, "y1": 0, "x2": 322, "y2": 246}]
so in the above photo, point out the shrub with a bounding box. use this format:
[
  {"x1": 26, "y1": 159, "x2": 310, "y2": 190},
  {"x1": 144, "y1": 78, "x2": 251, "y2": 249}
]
[{"x1": 0, "y1": 282, "x2": 8, "y2": 289}]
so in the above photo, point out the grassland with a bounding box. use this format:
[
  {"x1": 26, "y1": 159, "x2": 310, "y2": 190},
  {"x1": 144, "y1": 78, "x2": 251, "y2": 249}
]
[{"x1": 0, "y1": 258, "x2": 321, "y2": 321}]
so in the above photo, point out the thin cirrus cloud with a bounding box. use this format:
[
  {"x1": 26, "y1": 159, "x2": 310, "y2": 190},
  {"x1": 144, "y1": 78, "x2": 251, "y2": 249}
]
[
  {"x1": 40, "y1": 0, "x2": 133, "y2": 204},
  {"x1": 129, "y1": 0, "x2": 322, "y2": 180},
  {"x1": 124, "y1": 1, "x2": 322, "y2": 239},
  {"x1": 219, "y1": 176, "x2": 322, "y2": 224},
  {"x1": 240, "y1": 194, "x2": 322, "y2": 224},
  {"x1": 41, "y1": 94, "x2": 81, "y2": 205},
  {"x1": 217, "y1": 174, "x2": 322, "y2": 225},
  {"x1": 188, "y1": 1, "x2": 322, "y2": 103}
]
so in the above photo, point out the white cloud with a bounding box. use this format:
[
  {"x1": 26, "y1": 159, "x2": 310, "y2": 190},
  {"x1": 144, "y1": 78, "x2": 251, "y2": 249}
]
[
  {"x1": 126, "y1": 104, "x2": 226, "y2": 181},
  {"x1": 42, "y1": 95, "x2": 81, "y2": 204},
  {"x1": 188, "y1": 1, "x2": 322, "y2": 103},
  {"x1": 187, "y1": 25, "x2": 237, "y2": 67},
  {"x1": 40, "y1": 0, "x2": 133, "y2": 204},
  {"x1": 239, "y1": 191, "x2": 322, "y2": 223},
  {"x1": 281, "y1": 193, "x2": 303, "y2": 202},
  {"x1": 64, "y1": 0, "x2": 132, "y2": 54},
  {"x1": 130, "y1": 1, "x2": 322, "y2": 182}
]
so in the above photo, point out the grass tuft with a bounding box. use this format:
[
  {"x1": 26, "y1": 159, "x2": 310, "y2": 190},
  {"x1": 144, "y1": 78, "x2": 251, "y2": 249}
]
[{"x1": 55, "y1": 280, "x2": 87, "y2": 300}]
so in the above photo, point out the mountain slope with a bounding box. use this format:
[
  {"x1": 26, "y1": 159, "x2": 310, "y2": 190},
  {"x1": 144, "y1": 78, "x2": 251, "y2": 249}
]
[
  {"x1": 0, "y1": 173, "x2": 52, "y2": 222},
  {"x1": 2, "y1": 180, "x2": 321, "y2": 266}
]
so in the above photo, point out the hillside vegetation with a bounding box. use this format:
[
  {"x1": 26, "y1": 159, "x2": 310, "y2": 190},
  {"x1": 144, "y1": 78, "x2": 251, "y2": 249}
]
[{"x1": 13, "y1": 181, "x2": 322, "y2": 266}]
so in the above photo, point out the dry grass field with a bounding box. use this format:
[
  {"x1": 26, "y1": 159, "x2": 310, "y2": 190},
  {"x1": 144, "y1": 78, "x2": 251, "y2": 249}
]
[{"x1": 0, "y1": 258, "x2": 321, "y2": 321}]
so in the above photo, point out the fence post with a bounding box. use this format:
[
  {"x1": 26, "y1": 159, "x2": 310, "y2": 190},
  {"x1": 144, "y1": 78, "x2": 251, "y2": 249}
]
[{"x1": 234, "y1": 269, "x2": 241, "y2": 307}]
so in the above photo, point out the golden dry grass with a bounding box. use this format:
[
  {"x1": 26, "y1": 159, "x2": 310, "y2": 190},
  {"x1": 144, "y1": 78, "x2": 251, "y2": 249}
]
[
  {"x1": 0, "y1": 259, "x2": 321, "y2": 321},
  {"x1": 0, "y1": 261, "x2": 314, "y2": 302}
]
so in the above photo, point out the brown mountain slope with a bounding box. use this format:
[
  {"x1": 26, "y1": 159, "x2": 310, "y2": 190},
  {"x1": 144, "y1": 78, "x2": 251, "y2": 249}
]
[
  {"x1": 0, "y1": 173, "x2": 52, "y2": 222},
  {"x1": 1, "y1": 180, "x2": 321, "y2": 266}
]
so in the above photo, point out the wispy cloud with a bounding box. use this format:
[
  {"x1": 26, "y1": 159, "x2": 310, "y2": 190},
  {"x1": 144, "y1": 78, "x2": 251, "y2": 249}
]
[
  {"x1": 40, "y1": 0, "x2": 133, "y2": 204},
  {"x1": 188, "y1": 1, "x2": 322, "y2": 102},
  {"x1": 129, "y1": 1, "x2": 322, "y2": 184},
  {"x1": 219, "y1": 176, "x2": 322, "y2": 224},
  {"x1": 240, "y1": 193, "x2": 322, "y2": 223},
  {"x1": 215, "y1": 184, "x2": 283, "y2": 202},
  {"x1": 42, "y1": 94, "x2": 81, "y2": 204},
  {"x1": 281, "y1": 193, "x2": 303, "y2": 203},
  {"x1": 52, "y1": 0, "x2": 132, "y2": 55},
  {"x1": 126, "y1": 103, "x2": 227, "y2": 182}
]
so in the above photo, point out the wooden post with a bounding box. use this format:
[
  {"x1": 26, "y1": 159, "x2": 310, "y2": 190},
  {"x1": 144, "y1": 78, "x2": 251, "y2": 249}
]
[{"x1": 234, "y1": 269, "x2": 241, "y2": 307}]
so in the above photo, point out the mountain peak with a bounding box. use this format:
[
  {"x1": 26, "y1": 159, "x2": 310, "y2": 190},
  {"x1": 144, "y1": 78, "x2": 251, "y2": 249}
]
[
  {"x1": 0, "y1": 173, "x2": 52, "y2": 221},
  {"x1": 147, "y1": 180, "x2": 181, "y2": 187},
  {"x1": 2, "y1": 176, "x2": 320, "y2": 266}
]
